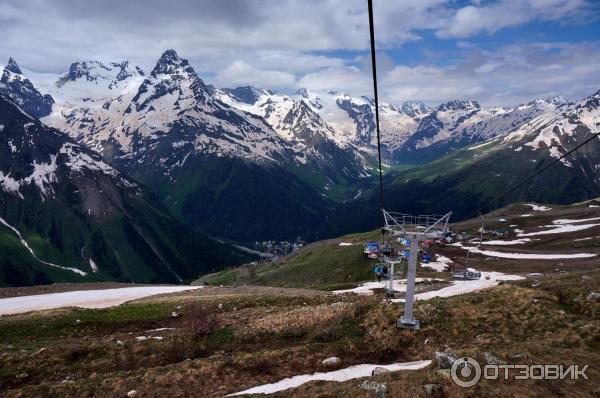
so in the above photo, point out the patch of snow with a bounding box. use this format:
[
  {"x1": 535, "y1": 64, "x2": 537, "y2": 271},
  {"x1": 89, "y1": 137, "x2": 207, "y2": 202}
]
[
  {"x1": 451, "y1": 242, "x2": 596, "y2": 259},
  {"x1": 425, "y1": 255, "x2": 452, "y2": 272},
  {"x1": 391, "y1": 271, "x2": 524, "y2": 302},
  {"x1": 589, "y1": 205, "x2": 599, "y2": 208},
  {"x1": 0, "y1": 286, "x2": 203, "y2": 316},
  {"x1": 227, "y1": 360, "x2": 432, "y2": 396},
  {"x1": 516, "y1": 223, "x2": 600, "y2": 237},
  {"x1": 481, "y1": 238, "x2": 532, "y2": 245},
  {"x1": 525, "y1": 203, "x2": 552, "y2": 211},
  {"x1": 553, "y1": 216, "x2": 600, "y2": 225},
  {"x1": 89, "y1": 258, "x2": 98, "y2": 272},
  {"x1": 0, "y1": 215, "x2": 86, "y2": 276},
  {"x1": 338, "y1": 242, "x2": 354, "y2": 246},
  {"x1": 521, "y1": 214, "x2": 532, "y2": 217},
  {"x1": 332, "y1": 278, "x2": 443, "y2": 295}
]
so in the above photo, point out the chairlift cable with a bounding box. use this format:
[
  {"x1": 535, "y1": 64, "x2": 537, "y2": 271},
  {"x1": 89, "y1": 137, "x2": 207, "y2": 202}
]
[
  {"x1": 367, "y1": 0, "x2": 385, "y2": 215},
  {"x1": 367, "y1": 0, "x2": 386, "y2": 247}
]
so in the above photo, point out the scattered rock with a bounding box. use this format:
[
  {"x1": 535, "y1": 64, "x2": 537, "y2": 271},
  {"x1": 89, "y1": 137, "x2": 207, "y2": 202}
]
[
  {"x1": 116, "y1": 340, "x2": 125, "y2": 348},
  {"x1": 360, "y1": 380, "x2": 388, "y2": 398},
  {"x1": 581, "y1": 275, "x2": 592, "y2": 281},
  {"x1": 135, "y1": 336, "x2": 148, "y2": 342},
  {"x1": 233, "y1": 307, "x2": 237, "y2": 311},
  {"x1": 532, "y1": 298, "x2": 541, "y2": 304},
  {"x1": 371, "y1": 367, "x2": 391, "y2": 376},
  {"x1": 171, "y1": 311, "x2": 179, "y2": 318},
  {"x1": 5, "y1": 345, "x2": 14, "y2": 350},
  {"x1": 424, "y1": 337, "x2": 431, "y2": 345},
  {"x1": 34, "y1": 347, "x2": 46, "y2": 355},
  {"x1": 435, "y1": 351, "x2": 458, "y2": 369},
  {"x1": 586, "y1": 292, "x2": 600, "y2": 302},
  {"x1": 16, "y1": 372, "x2": 29, "y2": 379},
  {"x1": 175, "y1": 305, "x2": 182, "y2": 310},
  {"x1": 322, "y1": 357, "x2": 341, "y2": 368},
  {"x1": 510, "y1": 353, "x2": 524, "y2": 361},
  {"x1": 74, "y1": 319, "x2": 82, "y2": 325},
  {"x1": 483, "y1": 351, "x2": 505, "y2": 365},
  {"x1": 127, "y1": 390, "x2": 138, "y2": 398},
  {"x1": 422, "y1": 383, "x2": 444, "y2": 396},
  {"x1": 89, "y1": 372, "x2": 97, "y2": 379},
  {"x1": 218, "y1": 303, "x2": 224, "y2": 310}
]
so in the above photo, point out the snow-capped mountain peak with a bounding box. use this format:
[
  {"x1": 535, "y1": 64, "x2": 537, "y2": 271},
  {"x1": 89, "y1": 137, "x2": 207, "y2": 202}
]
[
  {"x1": 436, "y1": 100, "x2": 480, "y2": 112},
  {"x1": 5, "y1": 57, "x2": 22, "y2": 74},
  {"x1": 0, "y1": 58, "x2": 54, "y2": 118},
  {"x1": 221, "y1": 86, "x2": 269, "y2": 105},
  {"x1": 151, "y1": 49, "x2": 195, "y2": 77},
  {"x1": 400, "y1": 101, "x2": 431, "y2": 117}
]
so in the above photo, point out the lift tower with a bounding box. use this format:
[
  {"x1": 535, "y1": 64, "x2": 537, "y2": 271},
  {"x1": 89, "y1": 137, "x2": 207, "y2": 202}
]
[{"x1": 383, "y1": 210, "x2": 451, "y2": 330}]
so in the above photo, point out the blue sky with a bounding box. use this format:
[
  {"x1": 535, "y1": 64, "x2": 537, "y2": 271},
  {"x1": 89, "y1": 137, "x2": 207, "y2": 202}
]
[{"x1": 1, "y1": 0, "x2": 599, "y2": 107}]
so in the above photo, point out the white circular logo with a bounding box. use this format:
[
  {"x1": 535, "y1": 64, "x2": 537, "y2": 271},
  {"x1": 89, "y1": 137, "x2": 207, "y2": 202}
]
[{"x1": 451, "y1": 357, "x2": 482, "y2": 388}]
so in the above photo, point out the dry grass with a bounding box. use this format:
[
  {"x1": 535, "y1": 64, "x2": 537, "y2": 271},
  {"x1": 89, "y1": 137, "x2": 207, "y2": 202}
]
[{"x1": 238, "y1": 302, "x2": 353, "y2": 336}]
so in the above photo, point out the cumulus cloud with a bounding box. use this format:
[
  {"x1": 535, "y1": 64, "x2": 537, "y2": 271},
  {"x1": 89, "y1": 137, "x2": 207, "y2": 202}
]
[{"x1": 0, "y1": 0, "x2": 597, "y2": 107}]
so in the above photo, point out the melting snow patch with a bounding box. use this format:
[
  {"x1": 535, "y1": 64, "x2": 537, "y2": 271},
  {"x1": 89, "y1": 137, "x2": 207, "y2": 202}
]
[
  {"x1": 338, "y1": 242, "x2": 354, "y2": 246},
  {"x1": 0, "y1": 215, "x2": 86, "y2": 276},
  {"x1": 0, "y1": 286, "x2": 203, "y2": 316},
  {"x1": 516, "y1": 223, "x2": 600, "y2": 237},
  {"x1": 390, "y1": 272, "x2": 524, "y2": 302},
  {"x1": 525, "y1": 204, "x2": 552, "y2": 211},
  {"x1": 481, "y1": 238, "x2": 531, "y2": 245},
  {"x1": 89, "y1": 258, "x2": 98, "y2": 272},
  {"x1": 226, "y1": 361, "x2": 432, "y2": 396},
  {"x1": 553, "y1": 216, "x2": 600, "y2": 225},
  {"x1": 452, "y1": 242, "x2": 596, "y2": 259},
  {"x1": 332, "y1": 278, "x2": 443, "y2": 295},
  {"x1": 425, "y1": 255, "x2": 452, "y2": 272}
]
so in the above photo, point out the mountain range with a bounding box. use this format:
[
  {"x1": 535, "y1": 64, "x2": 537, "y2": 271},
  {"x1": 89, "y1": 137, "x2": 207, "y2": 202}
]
[{"x1": 1, "y1": 50, "x2": 599, "y2": 284}]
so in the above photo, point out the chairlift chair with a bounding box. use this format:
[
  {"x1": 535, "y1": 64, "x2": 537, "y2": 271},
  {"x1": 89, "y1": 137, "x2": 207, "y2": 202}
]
[{"x1": 452, "y1": 215, "x2": 484, "y2": 281}]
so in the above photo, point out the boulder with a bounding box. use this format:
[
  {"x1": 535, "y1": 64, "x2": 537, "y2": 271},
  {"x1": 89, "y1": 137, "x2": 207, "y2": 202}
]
[
  {"x1": 586, "y1": 292, "x2": 600, "y2": 302},
  {"x1": 127, "y1": 390, "x2": 138, "y2": 398},
  {"x1": 435, "y1": 351, "x2": 458, "y2": 369},
  {"x1": 483, "y1": 351, "x2": 505, "y2": 365},
  {"x1": 321, "y1": 357, "x2": 341, "y2": 368},
  {"x1": 360, "y1": 380, "x2": 388, "y2": 398},
  {"x1": 422, "y1": 383, "x2": 444, "y2": 396},
  {"x1": 371, "y1": 367, "x2": 391, "y2": 376}
]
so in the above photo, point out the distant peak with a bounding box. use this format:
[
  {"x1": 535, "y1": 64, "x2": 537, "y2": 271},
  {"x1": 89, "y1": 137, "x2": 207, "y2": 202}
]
[
  {"x1": 295, "y1": 88, "x2": 310, "y2": 98},
  {"x1": 6, "y1": 57, "x2": 22, "y2": 74},
  {"x1": 152, "y1": 49, "x2": 195, "y2": 76},
  {"x1": 437, "y1": 100, "x2": 480, "y2": 112},
  {"x1": 401, "y1": 101, "x2": 431, "y2": 116},
  {"x1": 222, "y1": 86, "x2": 267, "y2": 105}
]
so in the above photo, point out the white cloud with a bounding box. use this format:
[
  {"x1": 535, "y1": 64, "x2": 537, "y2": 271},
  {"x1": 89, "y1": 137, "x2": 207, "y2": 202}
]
[
  {"x1": 0, "y1": 0, "x2": 597, "y2": 107},
  {"x1": 437, "y1": 0, "x2": 589, "y2": 38},
  {"x1": 213, "y1": 61, "x2": 296, "y2": 90}
]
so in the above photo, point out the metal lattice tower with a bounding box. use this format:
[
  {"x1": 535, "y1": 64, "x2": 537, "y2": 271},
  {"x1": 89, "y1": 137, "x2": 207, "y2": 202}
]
[{"x1": 383, "y1": 210, "x2": 452, "y2": 330}]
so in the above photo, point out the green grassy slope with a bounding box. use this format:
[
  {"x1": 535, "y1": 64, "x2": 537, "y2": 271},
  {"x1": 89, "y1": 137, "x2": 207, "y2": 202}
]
[{"x1": 199, "y1": 230, "x2": 383, "y2": 289}]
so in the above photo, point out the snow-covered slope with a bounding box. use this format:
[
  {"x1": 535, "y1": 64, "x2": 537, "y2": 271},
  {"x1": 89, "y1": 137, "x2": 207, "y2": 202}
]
[
  {"x1": 0, "y1": 58, "x2": 54, "y2": 118},
  {"x1": 504, "y1": 90, "x2": 600, "y2": 167},
  {"x1": 215, "y1": 87, "x2": 370, "y2": 179},
  {"x1": 396, "y1": 97, "x2": 570, "y2": 162}
]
